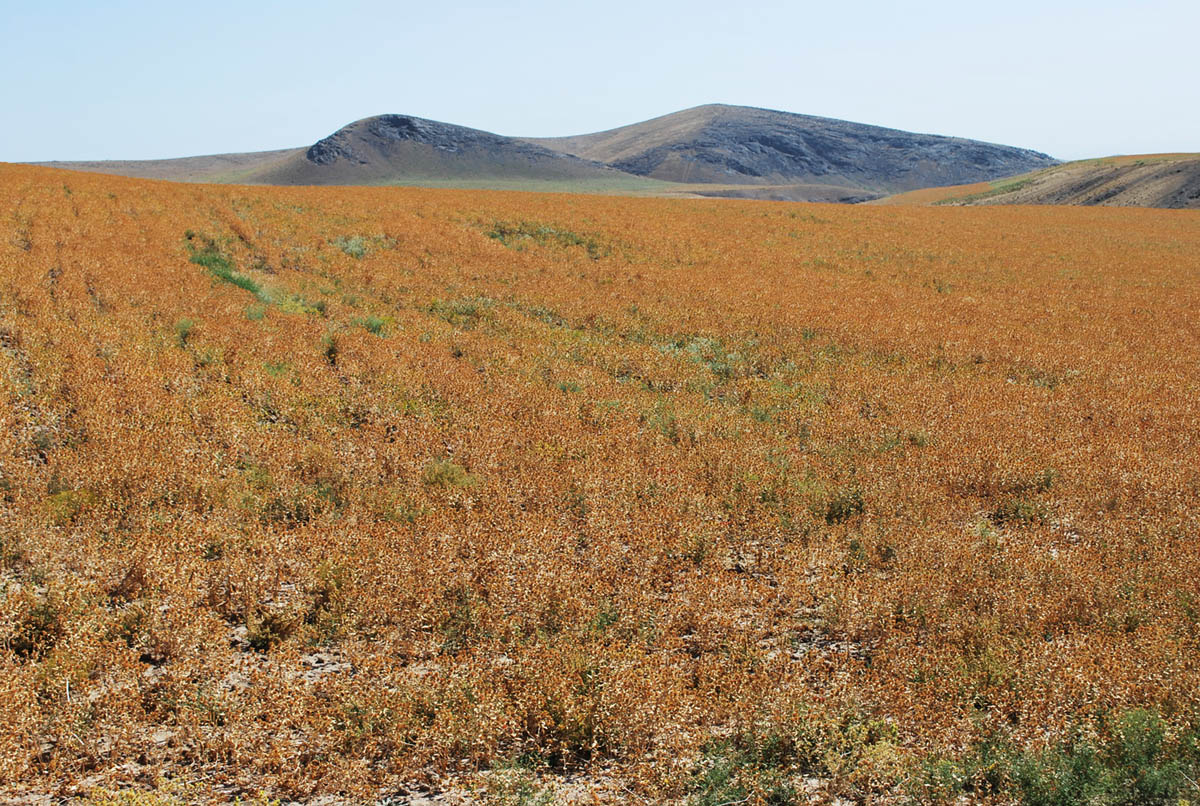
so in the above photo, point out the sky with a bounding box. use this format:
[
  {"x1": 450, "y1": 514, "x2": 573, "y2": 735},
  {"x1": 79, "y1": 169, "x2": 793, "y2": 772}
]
[{"x1": 3, "y1": 0, "x2": 1196, "y2": 162}]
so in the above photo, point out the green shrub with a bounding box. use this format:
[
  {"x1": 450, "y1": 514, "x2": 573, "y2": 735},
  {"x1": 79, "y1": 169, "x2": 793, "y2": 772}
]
[
  {"x1": 378, "y1": 493, "x2": 425, "y2": 524},
  {"x1": 750, "y1": 405, "x2": 776, "y2": 424},
  {"x1": 486, "y1": 220, "x2": 610, "y2": 259},
  {"x1": 640, "y1": 405, "x2": 691, "y2": 445},
  {"x1": 11, "y1": 598, "x2": 64, "y2": 659},
  {"x1": 488, "y1": 775, "x2": 555, "y2": 806},
  {"x1": 437, "y1": 584, "x2": 485, "y2": 654},
  {"x1": 422, "y1": 459, "x2": 477, "y2": 488},
  {"x1": 906, "y1": 430, "x2": 931, "y2": 447},
  {"x1": 427, "y1": 297, "x2": 493, "y2": 329},
  {"x1": 321, "y1": 333, "x2": 338, "y2": 366},
  {"x1": 916, "y1": 709, "x2": 1200, "y2": 806},
  {"x1": 81, "y1": 779, "x2": 281, "y2": 806},
  {"x1": 173, "y1": 318, "x2": 194, "y2": 347},
  {"x1": 257, "y1": 492, "x2": 316, "y2": 525},
  {"x1": 1008, "y1": 740, "x2": 1108, "y2": 806},
  {"x1": 588, "y1": 599, "x2": 620, "y2": 633},
  {"x1": 825, "y1": 487, "x2": 865, "y2": 524},
  {"x1": 332, "y1": 235, "x2": 368, "y2": 258},
  {"x1": 46, "y1": 488, "x2": 96, "y2": 525},
  {"x1": 990, "y1": 497, "x2": 1047, "y2": 526},
  {"x1": 524, "y1": 304, "x2": 568, "y2": 328},
  {"x1": 916, "y1": 730, "x2": 1012, "y2": 801},
  {"x1": 355, "y1": 315, "x2": 386, "y2": 336},
  {"x1": 691, "y1": 733, "x2": 796, "y2": 806},
  {"x1": 246, "y1": 608, "x2": 296, "y2": 652},
  {"x1": 1106, "y1": 709, "x2": 1188, "y2": 804},
  {"x1": 187, "y1": 234, "x2": 270, "y2": 303}
]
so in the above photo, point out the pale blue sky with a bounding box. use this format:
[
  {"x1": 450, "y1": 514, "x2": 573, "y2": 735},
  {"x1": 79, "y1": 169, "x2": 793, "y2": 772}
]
[{"x1": 4, "y1": 0, "x2": 1196, "y2": 162}]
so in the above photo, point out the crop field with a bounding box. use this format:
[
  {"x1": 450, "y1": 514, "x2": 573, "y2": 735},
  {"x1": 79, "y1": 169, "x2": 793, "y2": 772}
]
[{"x1": 1, "y1": 164, "x2": 1199, "y2": 804}]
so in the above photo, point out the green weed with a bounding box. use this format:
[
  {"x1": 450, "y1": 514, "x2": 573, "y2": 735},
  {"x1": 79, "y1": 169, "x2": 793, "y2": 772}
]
[
  {"x1": 173, "y1": 318, "x2": 194, "y2": 347},
  {"x1": 423, "y1": 459, "x2": 477, "y2": 488},
  {"x1": 824, "y1": 487, "x2": 865, "y2": 524},
  {"x1": 486, "y1": 220, "x2": 611, "y2": 259}
]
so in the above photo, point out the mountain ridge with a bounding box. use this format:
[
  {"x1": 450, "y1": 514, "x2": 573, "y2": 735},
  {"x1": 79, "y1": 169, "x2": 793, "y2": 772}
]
[
  {"x1": 528, "y1": 104, "x2": 1057, "y2": 192},
  {"x1": 246, "y1": 113, "x2": 636, "y2": 186},
  {"x1": 31, "y1": 104, "x2": 1059, "y2": 201}
]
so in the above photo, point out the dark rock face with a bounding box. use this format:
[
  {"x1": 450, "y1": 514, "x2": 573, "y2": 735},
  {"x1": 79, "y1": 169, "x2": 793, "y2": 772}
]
[
  {"x1": 594, "y1": 107, "x2": 1058, "y2": 190},
  {"x1": 305, "y1": 135, "x2": 362, "y2": 166},
  {"x1": 306, "y1": 115, "x2": 576, "y2": 166},
  {"x1": 367, "y1": 115, "x2": 508, "y2": 152}
]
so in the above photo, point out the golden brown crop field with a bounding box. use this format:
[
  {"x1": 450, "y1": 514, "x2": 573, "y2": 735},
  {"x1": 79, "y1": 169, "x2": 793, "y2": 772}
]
[{"x1": 1, "y1": 163, "x2": 1199, "y2": 804}]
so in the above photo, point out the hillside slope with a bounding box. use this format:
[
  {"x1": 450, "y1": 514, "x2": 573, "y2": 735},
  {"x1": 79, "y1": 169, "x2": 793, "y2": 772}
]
[
  {"x1": 35, "y1": 149, "x2": 301, "y2": 184},
  {"x1": 876, "y1": 154, "x2": 1200, "y2": 208},
  {"x1": 246, "y1": 114, "x2": 646, "y2": 187},
  {"x1": 529, "y1": 104, "x2": 1058, "y2": 192},
  {"x1": 34, "y1": 106, "x2": 1058, "y2": 200},
  {"x1": 39, "y1": 116, "x2": 650, "y2": 190}
]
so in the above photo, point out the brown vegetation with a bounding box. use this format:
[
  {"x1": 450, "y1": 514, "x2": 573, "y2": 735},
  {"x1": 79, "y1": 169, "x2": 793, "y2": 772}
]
[{"x1": 1, "y1": 164, "x2": 1198, "y2": 803}]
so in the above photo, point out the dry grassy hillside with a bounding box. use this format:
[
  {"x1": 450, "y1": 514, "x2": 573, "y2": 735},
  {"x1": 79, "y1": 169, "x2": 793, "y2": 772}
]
[
  {"x1": 1, "y1": 164, "x2": 1199, "y2": 804},
  {"x1": 878, "y1": 154, "x2": 1200, "y2": 209},
  {"x1": 35, "y1": 149, "x2": 303, "y2": 185}
]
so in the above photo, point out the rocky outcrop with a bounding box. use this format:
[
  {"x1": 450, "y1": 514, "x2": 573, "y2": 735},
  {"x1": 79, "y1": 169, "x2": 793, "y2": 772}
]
[{"x1": 303, "y1": 114, "x2": 593, "y2": 170}]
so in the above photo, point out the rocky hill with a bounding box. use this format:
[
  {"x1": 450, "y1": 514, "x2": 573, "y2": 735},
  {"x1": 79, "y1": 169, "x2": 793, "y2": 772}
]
[
  {"x1": 248, "y1": 114, "x2": 636, "y2": 186},
  {"x1": 528, "y1": 104, "x2": 1058, "y2": 193},
  {"x1": 33, "y1": 105, "x2": 1060, "y2": 200},
  {"x1": 33, "y1": 116, "x2": 648, "y2": 190}
]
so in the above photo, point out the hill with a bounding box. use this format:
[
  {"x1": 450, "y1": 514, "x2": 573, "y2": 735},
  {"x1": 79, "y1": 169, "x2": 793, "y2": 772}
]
[
  {"x1": 2, "y1": 164, "x2": 1199, "y2": 802},
  {"x1": 34, "y1": 106, "x2": 1057, "y2": 201},
  {"x1": 528, "y1": 104, "x2": 1058, "y2": 193},
  {"x1": 876, "y1": 153, "x2": 1200, "y2": 208},
  {"x1": 35, "y1": 148, "x2": 302, "y2": 184},
  {"x1": 247, "y1": 114, "x2": 656, "y2": 188},
  {"x1": 39, "y1": 115, "x2": 666, "y2": 192}
]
